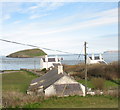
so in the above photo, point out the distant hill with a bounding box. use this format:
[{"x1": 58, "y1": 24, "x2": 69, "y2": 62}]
[
  {"x1": 6, "y1": 48, "x2": 47, "y2": 58},
  {"x1": 104, "y1": 50, "x2": 119, "y2": 53}
]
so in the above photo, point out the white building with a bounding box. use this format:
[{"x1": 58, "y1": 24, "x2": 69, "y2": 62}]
[
  {"x1": 40, "y1": 55, "x2": 62, "y2": 70},
  {"x1": 27, "y1": 65, "x2": 86, "y2": 97},
  {"x1": 87, "y1": 54, "x2": 107, "y2": 64}
]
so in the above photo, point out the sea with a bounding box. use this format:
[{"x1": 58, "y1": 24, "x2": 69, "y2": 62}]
[{"x1": 0, "y1": 52, "x2": 118, "y2": 70}]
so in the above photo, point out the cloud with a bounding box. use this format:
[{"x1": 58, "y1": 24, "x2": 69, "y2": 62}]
[
  {"x1": 29, "y1": 13, "x2": 49, "y2": 19},
  {"x1": 2, "y1": 2, "x2": 23, "y2": 20},
  {"x1": 13, "y1": 20, "x2": 22, "y2": 24},
  {"x1": 0, "y1": 0, "x2": 119, "y2": 2},
  {"x1": 26, "y1": 2, "x2": 64, "y2": 15},
  {"x1": 3, "y1": 14, "x2": 11, "y2": 20},
  {"x1": 1, "y1": 4, "x2": 118, "y2": 55},
  {"x1": 52, "y1": 7, "x2": 118, "y2": 30},
  {"x1": 45, "y1": 2, "x2": 64, "y2": 10},
  {"x1": 25, "y1": 12, "x2": 117, "y2": 36},
  {"x1": 22, "y1": 7, "x2": 117, "y2": 35},
  {"x1": 2, "y1": 7, "x2": 117, "y2": 39},
  {"x1": 42, "y1": 7, "x2": 118, "y2": 34},
  {"x1": 89, "y1": 8, "x2": 118, "y2": 18},
  {"x1": 2, "y1": 6, "x2": 118, "y2": 35},
  {"x1": 2, "y1": 2, "x2": 64, "y2": 21}
]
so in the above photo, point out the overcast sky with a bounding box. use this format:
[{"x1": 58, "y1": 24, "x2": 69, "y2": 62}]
[{"x1": 0, "y1": 1, "x2": 118, "y2": 55}]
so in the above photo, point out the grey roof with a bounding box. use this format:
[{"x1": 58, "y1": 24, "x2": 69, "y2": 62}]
[
  {"x1": 54, "y1": 83, "x2": 83, "y2": 96},
  {"x1": 28, "y1": 68, "x2": 64, "y2": 91}
]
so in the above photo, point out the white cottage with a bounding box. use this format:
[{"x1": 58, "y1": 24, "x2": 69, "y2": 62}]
[
  {"x1": 27, "y1": 65, "x2": 85, "y2": 97},
  {"x1": 87, "y1": 54, "x2": 107, "y2": 64},
  {"x1": 40, "y1": 55, "x2": 62, "y2": 70}
]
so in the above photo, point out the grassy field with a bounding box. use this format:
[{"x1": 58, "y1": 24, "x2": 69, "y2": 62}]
[
  {"x1": 77, "y1": 79, "x2": 118, "y2": 89},
  {"x1": 2, "y1": 70, "x2": 118, "y2": 93},
  {"x1": 23, "y1": 95, "x2": 118, "y2": 108},
  {"x1": 2, "y1": 70, "x2": 119, "y2": 108},
  {"x1": 2, "y1": 70, "x2": 38, "y2": 93}
]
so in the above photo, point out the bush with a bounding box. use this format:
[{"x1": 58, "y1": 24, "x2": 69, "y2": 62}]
[
  {"x1": 91, "y1": 78, "x2": 105, "y2": 90},
  {"x1": 41, "y1": 68, "x2": 46, "y2": 72},
  {"x1": 64, "y1": 62, "x2": 119, "y2": 80}
]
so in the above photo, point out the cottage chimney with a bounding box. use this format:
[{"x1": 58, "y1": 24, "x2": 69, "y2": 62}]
[
  {"x1": 55, "y1": 56, "x2": 58, "y2": 62},
  {"x1": 58, "y1": 65, "x2": 63, "y2": 74},
  {"x1": 99, "y1": 54, "x2": 103, "y2": 60},
  {"x1": 45, "y1": 55, "x2": 48, "y2": 62},
  {"x1": 92, "y1": 53, "x2": 94, "y2": 60}
]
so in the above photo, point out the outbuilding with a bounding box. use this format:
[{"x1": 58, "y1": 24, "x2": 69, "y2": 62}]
[
  {"x1": 40, "y1": 55, "x2": 62, "y2": 70},
  {"x1": 27, "y1": 65, "x2": 85, "y2": 97},
  {"x1": 87, "y1": 54, "x2": 107, "y2": 64}
]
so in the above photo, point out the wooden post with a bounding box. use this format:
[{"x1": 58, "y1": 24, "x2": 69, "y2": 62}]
[{"x1": 84, "y1": 41, "x2": 88, "y2": 96}]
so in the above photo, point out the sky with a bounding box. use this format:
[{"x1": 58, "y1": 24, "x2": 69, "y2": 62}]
[{"x1": 0, "y1": 1, "x2": 119, "y2": 55}]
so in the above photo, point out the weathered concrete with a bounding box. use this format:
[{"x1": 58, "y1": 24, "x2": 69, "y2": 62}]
[{"x1": 45, "y1": 85, "x2": 56, "y2": 96}]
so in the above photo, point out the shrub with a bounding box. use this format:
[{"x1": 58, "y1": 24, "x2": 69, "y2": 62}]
[
  {"x1": 41, "y1": 68, "x2": 46, "y2": 71},
  {"x1": 91, "y1": 78, "x2": 105, "y2": 90},
  {"x1": 64, "y1": 62, "x2": 119, "y2": 80}
]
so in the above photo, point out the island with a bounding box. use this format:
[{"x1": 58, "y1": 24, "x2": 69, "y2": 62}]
[
  {"x1": 6, "y1": 48, "x2": 47, "y2": 58},
  {"x1": 103, "y1": 50, "x2": 119, "y2": 54}
]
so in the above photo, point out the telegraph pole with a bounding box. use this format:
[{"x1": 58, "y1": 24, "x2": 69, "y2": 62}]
[{"x1": 84, "y1": 41, "x2": 88, "y2": 96}]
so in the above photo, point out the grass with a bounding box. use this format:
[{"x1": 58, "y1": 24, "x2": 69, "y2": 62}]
[
  {"x1": 77, "y1": 79, "x2": 119, "y2": 89},
  {"x1": 2, "y1": 70, "x2": 38, "y2": 93},
  {"x1": 2, "y1": 70, "x2": 119, "y2": 108},
  {"x1": 23, "y1": 95, "x2": 118, "y2": 108}
]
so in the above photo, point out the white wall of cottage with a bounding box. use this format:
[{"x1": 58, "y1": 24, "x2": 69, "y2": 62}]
[
  {"x1": 45, "y1": 85, "x2": 56, "y2": 96},
  {"x1": 40, "y1": 59, "x2": 61, "y2": 69}
]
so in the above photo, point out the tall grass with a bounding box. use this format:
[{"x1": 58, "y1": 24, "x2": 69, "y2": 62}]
[
  {"x1": 23, "y1": 95, "x2": 118, "y2": 108},
  {"x1": 2, "y1": 91, "x2": 44, "y2": 108},
  {"x1": 63, "y1": 62, "x2": 119, "y2": 80}
]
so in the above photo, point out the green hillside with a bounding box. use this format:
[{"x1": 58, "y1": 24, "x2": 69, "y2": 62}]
[{"x1": 6, "y1": 48, "x2": 47, "y2": 58}]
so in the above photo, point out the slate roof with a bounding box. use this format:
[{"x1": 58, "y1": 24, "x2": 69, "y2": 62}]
[
  {"x1": 54, "y1": 83, "x2": 83, "y2": 96},
  {"x1": 28, "y1": 68, "x2": 64, "y2": 91}
]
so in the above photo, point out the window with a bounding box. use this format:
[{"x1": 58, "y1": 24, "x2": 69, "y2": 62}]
[{"x1": 94, "y1": 56, "x2": 100, "y2": 60}]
